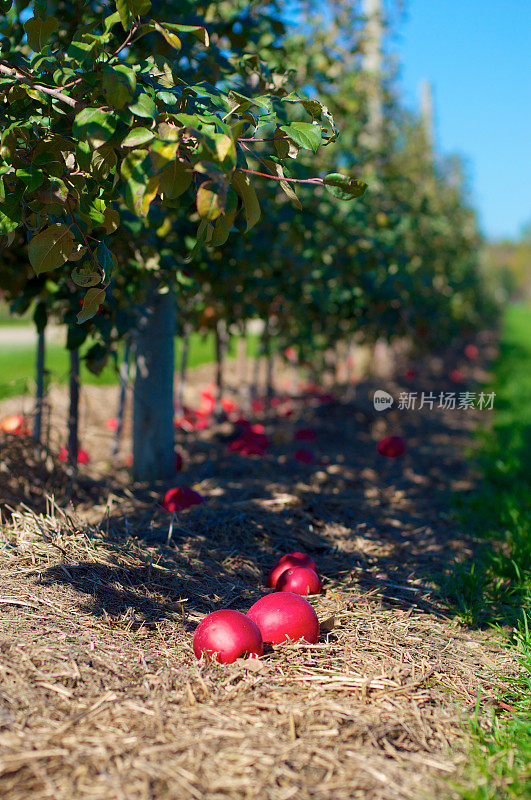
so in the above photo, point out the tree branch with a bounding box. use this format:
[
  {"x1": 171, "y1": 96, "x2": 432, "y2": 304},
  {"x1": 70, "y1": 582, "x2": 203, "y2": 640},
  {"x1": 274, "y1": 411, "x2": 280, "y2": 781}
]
[
  {"x1": 0, "y1": 61, "x2": 83, "y2": 111},
  {"x1": 238, "y1": 168, "x2": 323, "y2": 186}
]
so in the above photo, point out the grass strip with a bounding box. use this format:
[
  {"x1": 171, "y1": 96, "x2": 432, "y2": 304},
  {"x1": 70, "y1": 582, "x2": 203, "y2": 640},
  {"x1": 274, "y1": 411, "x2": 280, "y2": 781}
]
[
  {"x1": 445, "y1": 304, "x2": 531, "y2": 799},
  {"x1": 0, "y1": 332, "x2": 260, "y2": 401}
]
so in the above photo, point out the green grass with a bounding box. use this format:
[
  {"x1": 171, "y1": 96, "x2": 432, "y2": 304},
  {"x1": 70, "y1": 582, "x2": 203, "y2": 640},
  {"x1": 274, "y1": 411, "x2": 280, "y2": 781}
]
[
  {"x1": 0, "y1": 303, "x2": 32, "y2": 325},
  {"x1": 442, "y1": 304, "x2": 531, "y2": 799},
  {"x1": 0, "y1": 331, "x2": 260, "y2": 400}
]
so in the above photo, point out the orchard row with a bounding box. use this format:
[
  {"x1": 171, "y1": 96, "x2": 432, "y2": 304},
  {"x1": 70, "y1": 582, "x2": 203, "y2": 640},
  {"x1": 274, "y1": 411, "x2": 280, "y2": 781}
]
[{"x1": 0, "y1": 1, "x2": 499, "y2": 479}]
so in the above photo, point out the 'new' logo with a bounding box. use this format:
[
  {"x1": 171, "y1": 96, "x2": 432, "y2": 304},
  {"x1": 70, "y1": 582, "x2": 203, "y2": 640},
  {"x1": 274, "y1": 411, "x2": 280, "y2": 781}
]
[{"x1": 373, "y1": 390, "x2": 394, "y2": 410}]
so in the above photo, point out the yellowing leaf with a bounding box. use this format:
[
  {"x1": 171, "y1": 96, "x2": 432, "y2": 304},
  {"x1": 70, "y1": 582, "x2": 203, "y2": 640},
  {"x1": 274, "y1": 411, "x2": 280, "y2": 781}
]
[
  {"x1": 154, "y1": 21, "x2": 181, "y2": 50},
  {"x1": 28, "y1": 223, "x2": 75, "y2": 275},
  {"x1": 231, "y1": 171, "x2": 260, "y2": 231},
  {"x1": 77, "y1": 288, "x2": 106, "y2": 323},
  {"x1": 196, "y1": 183, "x2": 225, "y2": 221},
  {"x1": 214, "y1": 134, "x2": 236, "y2": 164}
]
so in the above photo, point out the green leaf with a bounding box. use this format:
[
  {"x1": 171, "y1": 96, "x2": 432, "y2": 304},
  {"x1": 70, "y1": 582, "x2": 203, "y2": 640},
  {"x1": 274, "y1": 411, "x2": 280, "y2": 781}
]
[
  {"x1": 104, "y1": 11, "x2": 121, "y2": 32},
  {"x1": 231, "y1": 171, "x2": 260, "y2": 231},
  {"x1": 122, "y1": 127, "x2": 154, "y2": 147},
  {"x1": 162, "y1": 22, "x2": 209, "y2": 45},
  {"x1": 96, "y1": 240, "x2": 115, "y2": 276},
  {"x1": 73, "y1": 107, "x2": 118, "y2": 149},
  {"x1": 102, "y1": 207, "x2": 120, "y2": 234},
  {"x1": 279, "y1": 122, "x2": 322, "y2": 154},
  {"x1": 102, "y1": 63, "x2": 136, "y2": 109},
  {"x1": 210, "y1": 205, "x2": 237, "y2": 247},
  {"x1": 16, "y1": 165, "x2": 45, "y2": 192},
  {"x1": 323, "y1": 174, "x2": 368, "y2": 200},
  {"x1": 196, "y1": 183, "x2": 225, "y2": 221},
  {"x1": 91, "y1": 146, "x2": 117, "y2": 179},
  {"x1": 68, "y1": 243, "x2": 87, "y2": 262},
  {"x1": 24, "y1": 15, "x2": 58, "y2": 51},
  {"x1": 71, "y1": 263, "x2": 102, "y2": 287},
  {"x1": 156, "y1": 90, "x2": 179, "y2": 106},
  {"x1": 28, "y1": 223, "x2": 75, "y2": 275},
  {"x1": 159, "y1": 159, "x2": 192, "y2": 199},
  {"x1": 129, "y1": 92, "x2": 157, "y2": 119},
  {"x1": 262, "y1": 159, "x2": 301, "y2": 210},
  {"x1": 120, "y1": 150, "x2": 154, "y2": 215},
  {"x1": 67, "y1": 40, "x2": 96, "y2": 67},
  {"x1": 115, "y1": 0, "x2": 150, "y2": 30},
  {"x1": 0, "y1": 195, "x2": 21, "y2": 234},
  {"x1": 77, "y1": 288, "x2": 106, "y2": 323}
]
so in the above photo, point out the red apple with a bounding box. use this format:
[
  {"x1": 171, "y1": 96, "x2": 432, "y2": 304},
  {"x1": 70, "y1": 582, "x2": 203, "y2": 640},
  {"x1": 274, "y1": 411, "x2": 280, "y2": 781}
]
[
  {"x1": 1, "y1": 414, "x2": 28, "y2": 435},
  {"x1": 58, "y1": 446, "x2": 90, "y2": 464},
  {"x1": 376, "y1": 436, "x2": 406, "y2": 458},
  {"x1": 277, "y1": 552, "x2": 318, "y2": 573},
  {"x1": 162, "y1": 486, "x2": 204, "y2": 513},
  {"x1": 247, "y1": 592, "x2": 319, "y2": 645},
  {"x1": 294, "y1": 427, "x2": 317, "y2": 442},
  {"x1": 276, "y1": 567, "x2": 321, "y2": 596},
  {"x1": 449, "y1": 369, "x2": 464, "y2": 383},
  {"x1": 294, "y1": 448, "x2": 316, "y2": 464},
  {"x1": 77, "y1": 448, "x2": 90, "y2": 464},
  {"x1": 193, "y1": 610, "x2": 263, "y2": 664},
  {"x1": 465, "y1": 344, "x2": 479, "y2": 360},
  {"x1": 267, "y1": 556, "x2": 306, "y2": 589}
]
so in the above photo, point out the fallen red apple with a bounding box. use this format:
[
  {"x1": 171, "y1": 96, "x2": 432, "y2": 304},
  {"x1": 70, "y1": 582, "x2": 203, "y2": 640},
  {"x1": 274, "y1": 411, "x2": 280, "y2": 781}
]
[
  {"x1": 193, "y1": 610, "x2": 263, "y2": 664},
  {"x1": 221, "y1": 398, "x2": 237, "y2": 413},
  {"x1": 162, "y1": 486, "x2": 204, "y2": 513},
  {"x1": 294, "y1": 428, "x2": 317, "y2": 442},
  {"x1": 228, "y1": 428, "x2": 270, "y2": 457},
  {"x1": 267, "y1": 555, "x2": 308, "y2": 589},
  {"x1": 449, "y1": 369, "x2": 464, "y2": 383},
  {"x1": 277, "y1": 552, "x2": 318, "y2": 572},
  {"x1": 0, "y1": 414, "x2": 28, "y2": 435},
  {"x1": 284, "y1": 346, "x2": 297, "y2": 362},
  {"x1": 294, "y1": 448, "x2": 316, "y2": 464},
  {"x1": 276, "y1": 567, "x2": 321, "y2": 596},
  {"x1": 58, "y1": 446, "x2": 90, "y2": 464},
  {"x1": 247, "y1": 592, "x2": 319, "y2": 645},
  {"x1": 376, "y1": 436, "x2": 406, "y2": 458},
  {"x1": 465, "y1": 345, "x2": 479, "y2": 360}
]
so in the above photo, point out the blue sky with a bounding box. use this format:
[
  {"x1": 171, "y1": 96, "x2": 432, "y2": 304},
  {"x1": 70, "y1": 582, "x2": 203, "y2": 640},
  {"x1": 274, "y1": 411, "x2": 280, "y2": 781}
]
[{"x1": 395, "y1": 0, "x2": 531, "y2": 241}]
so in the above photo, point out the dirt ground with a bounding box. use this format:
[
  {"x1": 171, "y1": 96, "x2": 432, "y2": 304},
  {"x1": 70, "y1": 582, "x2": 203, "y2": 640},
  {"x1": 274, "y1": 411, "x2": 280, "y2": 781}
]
[{"x1": 0, "y1": 332, "x2": 518, "y2": 800}]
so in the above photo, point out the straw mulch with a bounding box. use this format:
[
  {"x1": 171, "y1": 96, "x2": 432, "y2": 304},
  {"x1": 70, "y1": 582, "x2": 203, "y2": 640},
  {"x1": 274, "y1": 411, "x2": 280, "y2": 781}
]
[{"x1": 0, "y1": 332, "x2": 517, "y2": 800}]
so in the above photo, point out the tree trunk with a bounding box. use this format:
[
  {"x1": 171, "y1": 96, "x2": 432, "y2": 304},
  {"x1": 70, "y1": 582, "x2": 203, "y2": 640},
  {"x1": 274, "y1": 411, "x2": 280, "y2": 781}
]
[
  {"x1": 237, "y1": 323, "x2": 250, "y2": 413},
  {"x1": 132, "y1": 283, "x2": 175, "y2": 482},
  {"x1": 176, "y1": 325, "x2": 190, "y2": 418},
  {"x1": 264, "y1": 322, "x2": 274, "y2": 403},
  {"x1": 214, "y1": 320, "x2": 226, "y2": 421},
  {"x1": 33, "y1": 329, "x2": 45, "y2": 443},
  {"x1": 67, "y1": 348, "x2": 80, "y2": 468},
  {"x1": 251, "y1": 322, "x2": 266, "y2": 403},
  {"x1": 113, "y1": 339, "x2": 130, "y2": 459}
]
